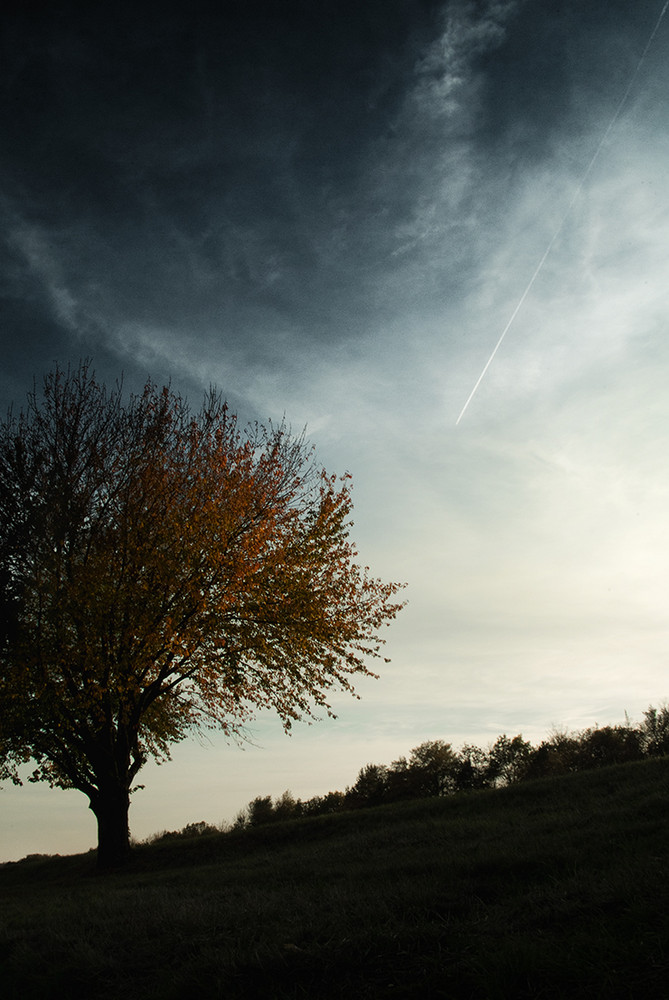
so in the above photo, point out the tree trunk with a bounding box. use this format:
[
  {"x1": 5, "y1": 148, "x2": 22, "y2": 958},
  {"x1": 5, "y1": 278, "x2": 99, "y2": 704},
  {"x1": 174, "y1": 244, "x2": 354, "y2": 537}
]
[{"x1": 89, "y1": 784, "x2": 131, "y2": 869}]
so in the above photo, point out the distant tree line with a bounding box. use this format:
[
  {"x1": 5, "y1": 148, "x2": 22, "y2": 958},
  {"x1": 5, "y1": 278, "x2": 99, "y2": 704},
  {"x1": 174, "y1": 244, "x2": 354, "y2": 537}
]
[
  {"x1": 225, "y1": 704, "x2": 669, "y2": 830},
  {"x1": 145, "y1": 705, "x2": 669, "y2": 843}
]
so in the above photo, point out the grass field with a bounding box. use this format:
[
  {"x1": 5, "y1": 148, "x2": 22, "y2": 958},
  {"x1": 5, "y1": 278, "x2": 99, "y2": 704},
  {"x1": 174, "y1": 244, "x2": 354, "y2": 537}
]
[{"x1": 2, "y1": 755, "x2": 669, "y2": 998}]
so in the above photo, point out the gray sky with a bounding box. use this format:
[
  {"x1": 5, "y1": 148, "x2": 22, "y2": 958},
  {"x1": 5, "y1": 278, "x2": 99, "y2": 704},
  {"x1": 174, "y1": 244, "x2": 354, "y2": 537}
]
[{"x1": 2, "y1": 0, "x2": 669, "y2": 861}]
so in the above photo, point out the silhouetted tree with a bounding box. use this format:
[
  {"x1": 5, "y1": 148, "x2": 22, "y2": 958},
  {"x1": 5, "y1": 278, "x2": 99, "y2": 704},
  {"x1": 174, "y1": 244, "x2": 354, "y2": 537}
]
[
  {"x1": 523, "y1": 741, "x2": 563, "y2": 781},
  {"x1": 487, "y1": 734, "x2": 534, "y2": 786},
  {"x1": 273, "y1": 789, "x2": 302, "y2": 821},
  {"x1": 302, "y1": 790, "x2": 346, "y2": 816},
  {"x1": 639, "y1": 704, "x2": 669, "y2": 757},
  {"x1": 247, "y1": 795, "x2": 275, "y2": 826},
  {"x1": 385, "y1": 755, "x2": 412, "y2": 800},
  {"x1": 575, "y1": 725, "x2": 643, "y2": 770},
  {"x1": 0, "y1": 363, "x2": 405, "y2": 867},
  {"x1": 347, "y1": 763, "x2": 389, "y2": 808},
  {"x1": 529, "y1": 729, "x2": 582, "y2": 777},
  {"x1": 454, "y1": 744, "x2": 491, "y2": 791},
  {"x1": 406, "y1": 739, "x2": 458, "y2": 797}
]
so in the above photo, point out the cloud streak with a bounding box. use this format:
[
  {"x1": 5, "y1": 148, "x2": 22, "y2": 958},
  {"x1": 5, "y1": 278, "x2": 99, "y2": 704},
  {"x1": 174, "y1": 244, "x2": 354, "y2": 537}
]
[{"x1": 456, "y1": 0, "x2": 669, "y2": 424}]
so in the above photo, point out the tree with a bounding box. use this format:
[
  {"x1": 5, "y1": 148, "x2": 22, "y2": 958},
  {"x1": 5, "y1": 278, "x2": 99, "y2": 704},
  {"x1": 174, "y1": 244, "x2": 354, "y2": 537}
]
[
  {"x1": 346, "y1": 762, "x2": 389, "y2": 808},
  {"x1": 574, "y1": 725, "x2": 643, "y2": 770},
  {"x1": 406, "y1": 739, "x2": 457, "y2": 797},
  {"x1": 639, "y1": 704, "x2": 669, "y2": 758},
  {"x1": 386, "y1": 740, "x2": 457, "y2": 800},
  {"x1": 0, "y1": 363, "x2": 405, "y2": 867},
  {"x1": 301, "y1": 789, "x2": 346, "y2": 817},
  {"x1": 453, "y1": 744, "x2": 491, "y2": 792},
  {"x1": 486, "y1": 734, "x2": 533, "y2": 786},
  {"x1": 246, "y1": 795, "x2": 275, "y2": 827},
  {"x1": 522, "y1": 729, "x2": 581, "y2": 780},
  {"x1": 272, "y1": 789, "x2": 302, "y2": 822}
]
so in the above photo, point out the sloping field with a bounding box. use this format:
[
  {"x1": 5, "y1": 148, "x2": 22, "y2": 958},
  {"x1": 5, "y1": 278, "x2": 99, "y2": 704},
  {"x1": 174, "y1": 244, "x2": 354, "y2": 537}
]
[{"x1": 2, "y1": 755, "x2": 669, "y2": 998}]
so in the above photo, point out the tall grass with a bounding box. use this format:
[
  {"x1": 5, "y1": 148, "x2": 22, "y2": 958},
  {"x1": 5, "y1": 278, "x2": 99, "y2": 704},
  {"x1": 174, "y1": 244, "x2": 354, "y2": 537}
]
[{"x1": 2, "y1": 756, "x2": 669, "y2": 998}]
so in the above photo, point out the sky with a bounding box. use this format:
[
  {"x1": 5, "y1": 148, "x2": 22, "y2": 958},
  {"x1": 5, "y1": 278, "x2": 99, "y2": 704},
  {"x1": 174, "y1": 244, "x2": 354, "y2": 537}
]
[{"x1": 1, "y1": 0, "x2": 669, "y2": 861}]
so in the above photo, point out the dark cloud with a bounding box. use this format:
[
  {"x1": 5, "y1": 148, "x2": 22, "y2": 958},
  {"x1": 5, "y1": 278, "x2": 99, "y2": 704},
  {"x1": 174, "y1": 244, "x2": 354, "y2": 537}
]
[
  {"x1": 1, "y1": 0, "x2": 667, "y2": 403},
  {"x1": 474, "y1": 0, "x2": 667, "y2": 166},
  {"x1": 1, "y1": 1, "x2": 442, "y2": 209},
  {"x1": 1, "y1": 0, "x2": 454, "y2": 390}
]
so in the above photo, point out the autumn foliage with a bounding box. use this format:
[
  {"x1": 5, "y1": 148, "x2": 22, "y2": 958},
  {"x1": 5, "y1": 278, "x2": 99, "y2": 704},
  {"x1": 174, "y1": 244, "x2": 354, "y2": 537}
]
[{"x1": 0, "y1": 363, "x2": 405, "y2": 866}]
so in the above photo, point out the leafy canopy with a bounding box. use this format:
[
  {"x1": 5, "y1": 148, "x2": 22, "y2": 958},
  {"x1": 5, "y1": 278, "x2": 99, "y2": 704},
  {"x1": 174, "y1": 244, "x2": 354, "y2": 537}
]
[{"x1": 0, "y1": 363, "x2": 405, "y2": 797}]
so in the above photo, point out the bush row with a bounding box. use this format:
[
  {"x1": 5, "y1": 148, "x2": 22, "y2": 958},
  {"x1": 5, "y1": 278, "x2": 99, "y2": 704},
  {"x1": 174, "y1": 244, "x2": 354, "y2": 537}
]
[
  {"x1": 229, "y1": 703, "x2": 669, "y2": 828},
  {"x1": 146, "y1": 704, "x2": 669, "y2": 842}
]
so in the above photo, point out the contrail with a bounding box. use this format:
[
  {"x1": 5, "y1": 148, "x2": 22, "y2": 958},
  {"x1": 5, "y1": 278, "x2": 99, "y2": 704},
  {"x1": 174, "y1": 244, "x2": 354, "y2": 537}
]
[{"x1": 456, "y1": 0, "x2": 669, "y2": 426}]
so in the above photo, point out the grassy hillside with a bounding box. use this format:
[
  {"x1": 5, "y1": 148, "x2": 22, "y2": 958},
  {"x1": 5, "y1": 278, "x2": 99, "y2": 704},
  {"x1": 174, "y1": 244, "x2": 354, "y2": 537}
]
[{"x1": 2, "y1": 756, "x2": 669, "y2": 998}]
